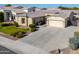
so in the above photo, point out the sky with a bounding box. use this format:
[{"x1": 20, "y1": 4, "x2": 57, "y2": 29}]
[{"x1": 1, "y1": 4, "x2": 79, "y2": 8}]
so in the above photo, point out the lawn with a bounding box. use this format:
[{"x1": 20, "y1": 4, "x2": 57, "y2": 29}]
[{"x1": 0, "y1": 26, "x2": 29, "y2": 38}]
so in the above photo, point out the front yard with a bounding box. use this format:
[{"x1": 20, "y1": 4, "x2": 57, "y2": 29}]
[
  {"x1": 0, "y1": 22, "x2": 30, "y2": 39},
  {"x1": 0, "y1": 26, "x2": 29, "y2": 38},
  {"x1": 0, "y1": 26, "x2": 28, "y2": 35}
]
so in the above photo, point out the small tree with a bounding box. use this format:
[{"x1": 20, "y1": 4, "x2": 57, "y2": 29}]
[{"x1": 0, "y1": 12, "x2": 4, "y2": 22}]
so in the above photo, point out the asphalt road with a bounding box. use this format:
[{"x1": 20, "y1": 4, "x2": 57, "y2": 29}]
[{"x1": 0, "y1": 45, "x2": 16, "y2": 54}]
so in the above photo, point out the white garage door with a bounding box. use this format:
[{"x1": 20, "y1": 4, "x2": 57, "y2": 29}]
[
  {"x1": 48, "y1": 21, "x2": 65, "y2": 28},
  {"x1": 47, "y1": 17, "x2": 65, "y2": 28}
]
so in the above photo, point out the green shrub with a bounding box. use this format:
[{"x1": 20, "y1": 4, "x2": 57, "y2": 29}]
[
  {"x1": 29, "y1": 24, "x2": 36, "y2": 32},
  {"x1": 29, "y1": 24, "x2": 36, "y2": 28},
  {"x1": 74, "y1": 32, "x2": 79, "y2": 39},
  {"x1": 0, "y1": 22, "x2": 14, "y2": 26},
  {"x1": 16, "y1": 32, "x2": 23, "y2": 38},
  {"x1": 40, "y1": 20, "x2": 46, "y2": 25},
  {"x1": 10, "y1": 28, "x2": 29, "y2": 38},
  {"x1": 13, "y1": 21, "x2": 19, "y2": 27},
  {"x1": 0, "y1": 12, "x2": 4, "y2": 22},
  {"x1": 69, "y1": 37, "x2": 79, "y2": 50},
  {"x1": 31, "y1": 28, "x2": 36, "y2": 32},
  {"x1": 10, "y1": 30, "x2": 24, "y2": 38}
]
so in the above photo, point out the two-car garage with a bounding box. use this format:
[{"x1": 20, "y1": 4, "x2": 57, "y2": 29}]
[{"x1": 46, "y1": 16, "x2": 65, "y2": 28}]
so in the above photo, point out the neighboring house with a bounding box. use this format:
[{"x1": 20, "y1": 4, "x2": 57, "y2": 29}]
[
  {"x1": 0, "y1": 6, "x2": 28, "y2": 21},
  {"x1": 14, "y1": 11, "x2": 46, "y2": 26},
  {"x1": 46, "y1": 10, "x2": 78, "y2": 28},
  {"x1": 0, "y1": 6, "x2": 79, "y2": 28}
]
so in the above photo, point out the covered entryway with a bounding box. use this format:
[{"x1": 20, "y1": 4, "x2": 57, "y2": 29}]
[{"x1": 47, "y1": 17, "x2": 65, "y2": 28}]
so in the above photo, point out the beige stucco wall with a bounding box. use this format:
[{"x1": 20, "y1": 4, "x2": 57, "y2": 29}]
[
  {"x1": 15, "y1": 17, "x2": 28, "y2": 26},
  {"x1": 28, "y1": 18, "x2": 33, "y2": 26},
  {"x1": 15, "y1": 17, "x2": 33, "y2": 27}
]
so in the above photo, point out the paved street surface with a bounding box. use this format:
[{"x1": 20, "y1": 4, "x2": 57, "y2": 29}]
[
  {"x1": 0, "y1": 45, "x2": 16, "y2": 54},
  {"x1": 0, "y1": 35, "x2": 48, "y2": 54},
  {"x1": 0, "y1": 26, "x2": 77, "y2": 54}
]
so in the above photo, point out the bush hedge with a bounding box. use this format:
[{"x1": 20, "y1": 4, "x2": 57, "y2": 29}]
[
  {"x1": 69, "y1": 32, "x2": 79, "y2": 50},
  {"x1": 10, "y1": 30, "x2": 25, "y2": 38},
  {"x1": 31, "y1": 28, "x2": 36, "y2": 32},
  {"x1": 0, "y1": 22, "x2": 14, "y2": 26},
  {"x1": 69, "y1": 37, "x2": 79, "y2": 50},
  {"x1": 29, "y1": 24, "x2": 36, "y2": 28},
  {"x1": 29, "y1": 24, "x2": 36, "y2": 32},
  {"x1": 10, "y1": 28, "x2": 29, "y2": 38},
  {"x1": 13, "y1": 21, "x2": 19, "y2": 27},
  {"x1": 74, "y1": 32, "x2": 79, "y2": 39}
]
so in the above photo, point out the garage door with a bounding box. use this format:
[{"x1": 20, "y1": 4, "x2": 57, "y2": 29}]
[{"x1": 48, "y1": 20, "x2": 65, "y2": 28}]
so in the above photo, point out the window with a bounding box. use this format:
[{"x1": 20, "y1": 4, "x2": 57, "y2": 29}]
[{"x1": 21, "y1": 18, "x2": 25, "y2": 24}]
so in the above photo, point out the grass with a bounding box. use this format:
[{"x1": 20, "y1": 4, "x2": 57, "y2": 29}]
[{"x1": 0, "y1": 26, "x2": 29, "y2": 35}]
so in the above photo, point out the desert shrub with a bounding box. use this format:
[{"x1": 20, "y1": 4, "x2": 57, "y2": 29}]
[
  {"x1": 13, "y1": 21, "x2": 19, "y2": 27},
  {"x1": 69, "y1": 37, "x2": 79, "y2": 50}
]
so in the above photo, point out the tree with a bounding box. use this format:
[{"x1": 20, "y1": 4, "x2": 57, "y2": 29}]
[
  {"x1": 0, "y1": 12, "x2": 4, "y2": 22},
  {"x1": 31, "y1": 7, "x2": 36, "y2": 12},
  {"x1": 41, "y1": 8, "x2": 47, "y2": 10},
  {"x1": 5, "y1": 4, "x2": 12, "y2": 7},
  {"x1": 58, "y1": 6, "x2": 68, "y2": 9}
]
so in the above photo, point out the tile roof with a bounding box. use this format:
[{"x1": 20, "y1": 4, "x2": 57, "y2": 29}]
[
  {"x1": 2, "y1": 7, "x2": 79, "y2": 18},
  {"x1": 1, "y1": 6, "x2": 27, "y2": 14}
]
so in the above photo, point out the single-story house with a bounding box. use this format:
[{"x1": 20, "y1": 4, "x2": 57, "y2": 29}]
[
  {"x1": 0, "y1": 7, "x2": 79, "y2": 28},
  {"x1": 14, "y1": 11, "x2": 47, "y2": 26}
]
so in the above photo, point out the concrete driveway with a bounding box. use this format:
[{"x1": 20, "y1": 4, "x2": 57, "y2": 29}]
[
  {"x1": 20, "y1": 26, "x2": 77, "y2": 52},
  {"x1": 0, "y1": 26, "x2": 77, "y2": 54}
]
